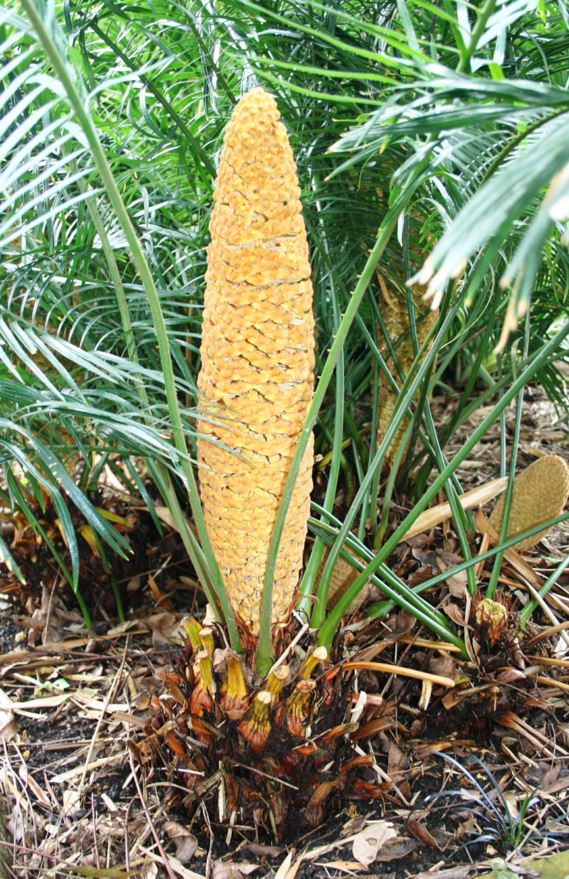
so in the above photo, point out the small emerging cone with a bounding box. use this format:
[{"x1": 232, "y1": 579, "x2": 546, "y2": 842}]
[
  {"x1": 489, "y1": 454, "x2": 569, "y2": 551},
  {"x1": 197, "y1": 88, "x2": 314, "y2": 634},
  {"x1": 377, "y1": 284, "x2": 436, "y2": 471},
  {"x1": 474, "y1": 596, "x2": 509, "y2": 646}
]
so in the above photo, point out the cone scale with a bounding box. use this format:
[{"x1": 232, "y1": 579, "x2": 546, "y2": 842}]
[{"x1": 197, "y1": 89, "x2": 314, "y2": 635}]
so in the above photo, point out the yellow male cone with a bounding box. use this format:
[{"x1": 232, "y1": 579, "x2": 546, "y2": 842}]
[
  {"x1": 489, "y1": 454, "x2": 569, "y2": 551},
  {"x1": 197, "y1": 89, "x2": 314, "y2": 634},
  {"x1": 377, "y1": 285, "x2": 436, "y2": 470}
]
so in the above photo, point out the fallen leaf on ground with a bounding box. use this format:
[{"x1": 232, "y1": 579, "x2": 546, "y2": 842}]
[
  {"x1": 407, "y1": 816, "x2": 434, "y2": 848},
  {"x1": 413, "y1": 866, "x2": 473, "y2": 879},
  {"x1": 163, "y1": 821, "x2": 198, "y2": 863},
  {"x1": 242, "y1": 843, "x2": 284, "y2": 858},
  {"x1": 387, "y1": 740, "x2": 406, "y2": 775},
  {"x1": 375, "y1": 837, "x2": 417, "y2": 861},
  {"x1": 428, "y1": 653, "x2": 460, "y2": 681},
  {"x1": 274, "y1": 852, "x2": 301, "y2": 879},
  {"x1": 352, "y1": 820, "x2": 397, "y2": 867},
  {"x1": 443, "y1": 602, "x2": 466, "y2": 626},
  {"x1": 144, "y1": 612, "x2": 179, "y2": 644},
  {"x1": 0, "y1": 689, "x2": 17, "y2": 740},
  {"x1": 211, "y1": 862, "x2": 258, "y2": 879}
]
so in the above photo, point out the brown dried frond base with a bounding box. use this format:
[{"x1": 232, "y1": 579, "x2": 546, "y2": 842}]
[{"x1": 138, "y1": 628, "x2": 391, "y2": 842}]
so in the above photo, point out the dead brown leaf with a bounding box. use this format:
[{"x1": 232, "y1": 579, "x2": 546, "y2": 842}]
[
  {"x1": 412, "y1": 866, "x2": 473, "y2": 879},
  {"x1": 428, "y1": 654, "x2": 460, "y2": 681},
  {"x1": 443, "y1": 602, "x2": 466, "y2": 626},
  {"x1": 407, "y1": 816, "x2": 441, "y2": 850},
  {"x1": 143, "y1": 612, "x2": 179, "y2": 645},
  {"x1": 387, "y1": 740, "x2": 406, "y2": 775},
  {"x1": 0, "y1": 688, "x2": 17, "y2": 740},
  {"x1": 352, "y1": 820, "x2": 397, "y2": 867},
  {"x1": 384, "y1": 613, "x2": 417, "y2": 641},
  {"x1": 242, "y1": 843, "x2": 284, "y2": 859},
  {"x1": 496, "y1": 667, "x2": 527, "y2": 683},
  {"x1": 436, "y1": 553, "x2": 468, "y2": 595},
  {"x1": 211, "y1": 862, "x2": 259, "y2": 879},
  {"x1": 374, "y1": 837, "x2": 418, "y2": 861},
  {"x1": 163, "y1": 821, "x2": 198, "y2": 864}
]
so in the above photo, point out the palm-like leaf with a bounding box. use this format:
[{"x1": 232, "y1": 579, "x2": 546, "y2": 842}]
[{"x1": 0, "y1": 3, "x2": 219, "y2": 614}]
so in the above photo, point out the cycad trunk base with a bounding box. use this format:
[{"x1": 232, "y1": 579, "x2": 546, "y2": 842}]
[
  {"x1": 197, "y1": 88, "x2": 314, "y2": 638},
  {"x1": 145, "y1": 624, "x2": 386, "y2": 841}
]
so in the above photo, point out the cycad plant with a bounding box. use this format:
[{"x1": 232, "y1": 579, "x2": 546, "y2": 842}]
[
  {"x1": 145, "y1": 88, "x2": 463, "y2": 835},
  {"x1": 1, "y1": 0, "x2": 568, "y2": 844}
]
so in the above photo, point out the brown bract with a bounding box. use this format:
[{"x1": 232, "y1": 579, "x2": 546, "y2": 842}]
[
  {"x1": 197, "y1": 88, "x2": 314, "y2": 634},
  {"x1": 489, "y1": 454, "x2": 569, "y2": 551}
]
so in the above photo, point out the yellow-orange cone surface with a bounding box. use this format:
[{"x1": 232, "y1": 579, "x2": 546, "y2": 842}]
[
  {"x1": 489, "y1": 454, "x2": 569, "y2": 551},
  {"x1": 197, "y1": 88, "x2": 314, "y2": 634},
  {"x1": 377, "y1": 286, "x2": 436, "y2": 470}
]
